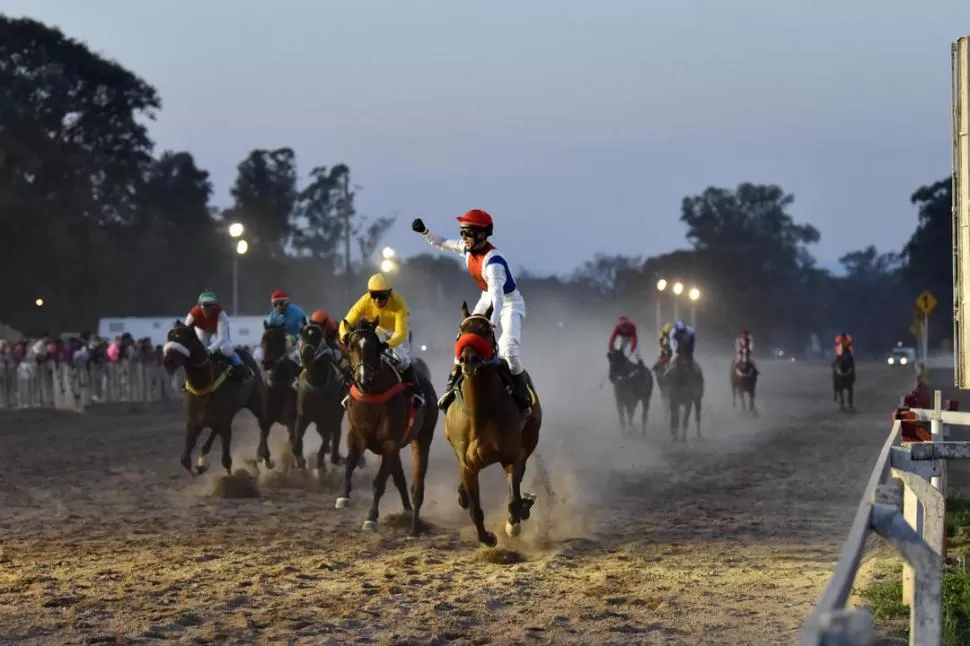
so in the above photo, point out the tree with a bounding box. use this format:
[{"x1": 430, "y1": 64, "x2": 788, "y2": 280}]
[
  {"x1": 225, "y1": 148, "x2": 298, "y2": 256},
  {"x1": 902, "y1": 178, "x2": 953, "y2": 343},
  {"x1": 571, "y1": 254, "x2": 642, "y2": 295}
]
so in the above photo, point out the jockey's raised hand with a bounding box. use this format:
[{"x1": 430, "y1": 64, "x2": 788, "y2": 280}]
[{"x1": 410, "y1": 218, "x2": 427, "y2": 234}]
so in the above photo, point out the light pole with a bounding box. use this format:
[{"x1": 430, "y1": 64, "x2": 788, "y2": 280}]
[
  {"x1": 688, "y1": 287, "x2": 700, "y2": 328},
  {"x1": 672, "y1": 281, "x2": 684, "y2": 321},
  {"x1": 228, "y1": 222, "x2": 247, "y2": 315},
  {"x1": 655, "y1": 278, "x2": 668, "y2": 336}
]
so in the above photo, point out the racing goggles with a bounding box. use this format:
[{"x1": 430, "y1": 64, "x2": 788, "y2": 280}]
[
  {"x1": 369, "y1": 290, "x2": 391, "y2": 301},
  {"x1": 459, "y1": 228, "x2": 481, "y2": 239},
  {"x1": 272, "y1": 300, "x2": 287, "y2": 308}
]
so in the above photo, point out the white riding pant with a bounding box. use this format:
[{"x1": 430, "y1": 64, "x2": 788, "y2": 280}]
[
  {"x1": 613, "y1": 338, "x2": 640, "y2": 363},
  {"x1": 377, "y1": 328, "x2": 412, "y2": 371},
  {"x1": 196, "y1": 330, "x2": 234, "y2": 357}
]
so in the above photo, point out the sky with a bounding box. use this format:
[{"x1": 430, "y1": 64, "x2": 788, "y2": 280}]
[{"x1": 4, "y1": 0, "x2": 969, "y2": 276}]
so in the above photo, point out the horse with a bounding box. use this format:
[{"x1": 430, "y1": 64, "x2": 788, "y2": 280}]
[
  {"x1": 730, "y1": 351, "x2": 758, "y2": 416},
  {"x1": 255, "y1": 323, "x2": 301, "y2": 470},
  {"x1": 832, "y1": 350, "x2": 855, "y2": 411},
  {"x1": 606, "y1": 348, "x2": 653, "y2": 435},
  {"x1": 291, "y1": 322, "x2": 347, "y2": 476},
  {"x1": 335, "y1": 318, "x2": 438, "y2": 538},
  {"x1": 444, "y1": 301, "x2": 542, "y2": 548},
  {"x1": 666, "y1": 352, "x2": 704, "y2": 442},
  {"x1": 161, "y1": 321, "x2": 265, "y2": 476}
]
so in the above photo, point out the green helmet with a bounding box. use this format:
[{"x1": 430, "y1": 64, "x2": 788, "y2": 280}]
[{"x1": 198, "y1": 290, "x2": 218, "y2": 305}]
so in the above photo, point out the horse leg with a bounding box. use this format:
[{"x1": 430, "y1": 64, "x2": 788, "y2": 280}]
[
  {"x1": 694, "y1": 397, "x2": 703, "y2": 438},
  {"x1": 335, "y1": 437, "x2": 363, "y2": 509},
  {"x1": 197, "y1": 427, "x2": 218, "y2": 474},
  {"x1": 504, "y1": 459, "x2": 527, "y2": 538},
  {"x1": 460, "y1": 466, "x2": 496, "y2": 547},
  {"x1": 363, "y1": 450, "x2": 394, "y2": 532},
  {"x1": 257, "y1": 419, "x2": 275, "y2": 470},
  {"x1": 329, "y1": 411, "x2": 345, "y2": 466},
  {"x1": 732, "y1": 382, "x2": 737, "y2": 408},
  {"x1": 180, "y1": 423, "x2": 205, "y2": 476},
  {"x1": 615, "y1": 395, "x2": 625, "y2": 432},
  {"x1": 640, "y1": 396, "x2": 648, "y2": 436},
  {"x1": 669, "y1": 401, "x2": 679, "y2": 439},
  {"x1": 218, "y1": 424, "x2": 233, "y2": 475},
  {"x1": 408, "y1": 442, "x2": 430, "y2": 539},
  {"x1": 681, "y1": 401, "x2": 690, "y2": 442},
  {"x1": 389, "y1": 453, "x2": 413, "y2": 513},
  {"x1": 292, "y1": 413, "x2": 310, "y2": 471},
  {"x1": 849, "y1": 383, "x2": 855, "y2": 410}
]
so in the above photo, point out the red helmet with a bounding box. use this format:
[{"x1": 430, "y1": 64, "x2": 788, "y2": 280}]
[
  {"x1": 617, "y1": 315, "x2": 629, "y2": 323},
  {"x1": 456, "y1": 209, "x2": 494, "y2": 235},
  {"x1": 740, "y1": 328, "x2": 749, "y2": 336},
  {"x1": 270, "y1": 289, "x2": 289, "y2": 303},
  {"x1": 309, "y1": 310, "x2": 330, "y2": 325}
]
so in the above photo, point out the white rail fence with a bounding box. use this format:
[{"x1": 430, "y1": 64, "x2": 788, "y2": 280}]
[
  {"x1": 0, "y1": 359, "x2": 183, "y2": 410},
  {"x1": 799, "y1": 391, "x2": 970, "y2": 646}
]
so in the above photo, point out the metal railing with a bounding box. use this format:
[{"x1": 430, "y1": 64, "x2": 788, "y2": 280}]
[
  {"x1": 0, "y1": 359, "x2": 183, "y2": 410},
  {"x1": 799, "y1": 391, "x2": 969, "y2": 645}
]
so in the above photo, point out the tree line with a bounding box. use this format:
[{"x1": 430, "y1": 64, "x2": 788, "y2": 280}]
[{"x1": 0, "y1": 15, "x2": 951, "y2": 356}]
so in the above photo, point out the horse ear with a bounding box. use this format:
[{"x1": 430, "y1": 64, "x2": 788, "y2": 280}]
[
  {"x1": 460, "y1": 302, "x2": 470, "y2": 319},
  {"x1": 485, "y1": 304, "x2": 494, "y2": 321}
]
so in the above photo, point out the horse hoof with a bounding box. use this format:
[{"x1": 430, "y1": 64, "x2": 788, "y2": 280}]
[
  {"x1": 457, "y1": 493, "x2": 470, "y2": 509},
  {"x1": 362, "y1": 520, "x2": 378, "y2": 532},
  {"x1": 406, "y1": 532, "x2": 421, "y2": 541},
  {"x1": 335, "y1": 497, "x2": 350, "y2": 509},
  {"x1": 313, "y1": 468, "x2": 324, "y2": 480},
  {"x1": 197, "y1": 455, "x2": 209, "y2": 470},
  {"x1": 263, "y1": 458, "x2": 275, "y2": 470},
  {"x1": 506, "y1": 521, "x2": 521, "y2": 538},
  {"x1": 481, "y1": 532, "x2": 498, "y2": 548}
]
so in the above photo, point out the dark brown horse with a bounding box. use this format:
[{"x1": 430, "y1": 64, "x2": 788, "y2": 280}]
[
  {"x1": 335, "y1": 319, "x2": 438, "y2": 538},
  {"x1": 666, "y1": 353, "x2": 704, "y2": 442},
  {"x1": 730, "y1": 350, "x2": 758, "y2": 416},
  {"x1": 607, "y1": 348, "x2": 653, "y2": 435},
  {"x1": 833, "y1": 351, "x2": 855, "y2": 411},
  {"x1": 257, "y1": 323, "x2": 300, "y2": 470},
  {"x1": 291, "y1": 322, "x2": 346, "y2": 476},
  {"x1": 444, "y1": 302, "x2": 542, "y2": 547},
  {"x1": 162, "y1": 321, "x2": 265, "y2": 476}
]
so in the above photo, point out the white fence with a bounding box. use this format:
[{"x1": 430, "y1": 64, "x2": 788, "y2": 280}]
[
  {"x1": 799, "y1": 391, "x2": 966, "y2": 645},
  {"x1": 0, "y1": 359, "x2": 183, "y2": 410}
]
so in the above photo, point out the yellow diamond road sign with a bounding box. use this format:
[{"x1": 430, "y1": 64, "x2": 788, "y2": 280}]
[{"x1": 916, "y1": 290, "x2": 938, "y2": 315}]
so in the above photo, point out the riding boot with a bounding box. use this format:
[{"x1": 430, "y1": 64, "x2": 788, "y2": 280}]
[
  {"x1": 510, "y1": 371, "x2": 533, "y2": 416},
  {"x1": 437, "y1": 364, "x2": 461, "y2": 411},
  {"x1": 400, "y1": 365, "x2": 425, "y2": 407}
]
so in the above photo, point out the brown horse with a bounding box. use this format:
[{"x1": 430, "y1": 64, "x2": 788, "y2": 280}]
[
  {"x1": 444, "y1": 302, "x2": 542, "y2": 547},
  {"x1": 291, "y1": 322, "x2": 346, "y2": 476},
  {"x1": 256, "y1": 323, "x2": 299, "y2": 470},
  {"x1": 162, "y1": 321, "x2": 265, "y2": 476},
  {"x1": 335, "y1": 318, "x2": 438, "y2": 538},
  {"x1": 730, "y1": 350, "x2": 758, "y2": 416}
]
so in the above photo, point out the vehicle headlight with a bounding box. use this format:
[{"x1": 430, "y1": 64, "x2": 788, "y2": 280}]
[
  {"x1": 420, "y1": 344, "x2": 428, "y2": 352},
  {"x1": 900, "y1": 357, "x2": 907, "y2": 365},
  {"x1": 888, "y1": 357, "x2": 894, "y2": 365}
]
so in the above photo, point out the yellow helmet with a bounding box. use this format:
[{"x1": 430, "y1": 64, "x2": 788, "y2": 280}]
[
  {"x1": 661, "y1": 322, "x2": 673, "y2": 335},
  {"x1": 367, "y1": 273, "x2": 392, "y2": 292}
]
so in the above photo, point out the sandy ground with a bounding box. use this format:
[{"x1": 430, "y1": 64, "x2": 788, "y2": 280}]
[{"x1": 0, "y1": 352, "x2": 915, "y2": 645}]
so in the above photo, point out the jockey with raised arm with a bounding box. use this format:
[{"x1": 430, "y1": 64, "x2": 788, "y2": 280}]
[
  {"x1": 265, "y1": 289, "x2": 307, "y2": 363},
  {"x1": 609, "y1": 316, "x2": 643, "y2": 366},
  {"x1": 735, "y1": 328, "x2": 758, "y2": 374},
  {"x1": 412, "y1": 209, "x2": 532, "y2": 416},
  {"x1": 337, "y1": 273, "x2": 424, "y2": 408},
  {"x1": 835, "y1": 331, "x2": 854, "y2": 357},
  {"x1": 667, "y1": 320, "x2": 698, "y2": 374},
  {"x1": 185, "y1": 290, "x2": 250, "y2": 380}
]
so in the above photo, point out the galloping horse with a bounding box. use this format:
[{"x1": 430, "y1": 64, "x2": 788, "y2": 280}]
[
  {"x1": 730, "y1": 350, "x2": 758, "y2": 416},
  {"x1": 162, "y1": 321, "x2": 265, "y2": 476},
  {"x1": 652, "y1": 353, "x2": 672, "y2": 420},
  {"x1": 606, "y1": 349, "x2": 653, "y2": 435},
  {"x1": 336, "y1": 319, "x2": 438, "y2": 538},
  {"x1": 291, "y1": 322, "x2": 346, "y2": 476},
  {"x1": 832, "y1": 350, "x2": 855, "y2": 411},
  {"x1": 444, "y1": 302, "x2": 542, "y2": 547},
  {"x1": 666, "y1": 353, "x2": 704, "y2": 442},
  {"x1": 257, "y1": 323, "x2": 300, "y2": 469}
]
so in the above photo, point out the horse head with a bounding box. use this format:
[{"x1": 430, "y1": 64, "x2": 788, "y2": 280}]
[
  {"x1": 162, "y1": 320, "x2": 206, "y2": 375},
  {"x1": 299, "y1": 323, "x2": 327, "y2": 366},
  {"x1": 456, "y1": 301, "x2": 495, "y2": 377},
  {"x1": 260, "y1": 322, "x2": 289, "y2": 370},
  {"x1": 606, "y1": 348, "x2": 632, "y2": 381},
  {"x1": 342, "y1": 317, "x2": 383, "y2": 392}
]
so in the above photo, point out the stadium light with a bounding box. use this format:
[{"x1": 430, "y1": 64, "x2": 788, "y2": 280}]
[
  {"x1": 236, "y1": 240, "x2": 249, "y2": 255},
  {"x1": 689, "y1": 287, "x2": 700, "y2": 301},
  {"x1": 381, "y1": 246, "x2": 396, "y2": 260},
  {"x1": 34, "y1": 297, "x2": 44, "y2": 307},
  {"x1": 228, "y1": 222, "x2": 244, "y2": 238},
  {"x1": 673, "y1": 282, "x2": 684, "y2": 296},
  {"x1": 380, "y1": 258, "x2": 397, "y2": 273},
  {"x1": 656, "y1": 278, "x2": 667, "y2": 292}
]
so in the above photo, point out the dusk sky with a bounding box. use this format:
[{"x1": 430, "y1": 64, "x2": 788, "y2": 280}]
[{"x1": 5, "y1": 1, "x2": 969, "y2": 275}]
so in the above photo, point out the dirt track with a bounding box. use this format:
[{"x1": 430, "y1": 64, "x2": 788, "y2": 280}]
[{"x1": 0, "y1": 356, "x2": 915, "y2": 645}]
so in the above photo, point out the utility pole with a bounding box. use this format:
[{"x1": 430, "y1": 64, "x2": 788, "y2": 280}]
[{"x1": 341, "y1": 170, "x2": 352, "y2": 311}]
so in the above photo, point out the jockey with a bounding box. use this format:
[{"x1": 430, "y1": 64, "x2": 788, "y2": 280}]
[
  {"x1": 338, "y1": 273, "x2": 424, "y2": 407},
  {"x1": 658, "y1": 323, "x2": 673, "y2": 363},
  {"x1": 835, "y1": 331, "x2": 854, "y2": 357},
  {"x1": 667, "y1": 320, "x2": 698, "y2": 373},
  {"x1": 412, "y1": 210, "x2": 532, "y2": 415},
  {"x1": 307, "y1": 309, "x2": 348, "y2": 368},
  {"x1": 265, "y1": 289, "x2": 307, "y2": 363},
  {"x1": 185, "y1": 290, "x2": 249, "y2": 380},
  {"x1": 609, "y1": 315, "x2": 643, "y2": 366},
  {"x1": 735, "y1": 328, "x2": 758, "y2": 374}
]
